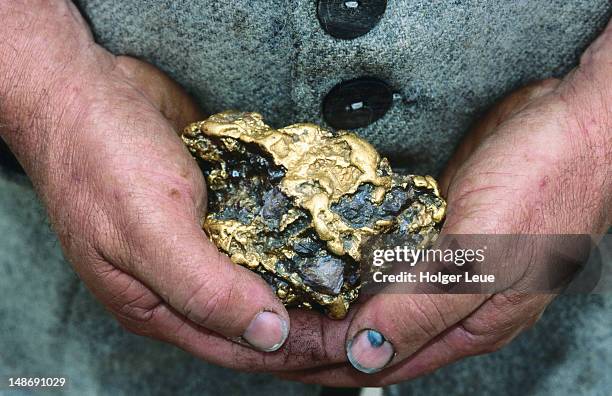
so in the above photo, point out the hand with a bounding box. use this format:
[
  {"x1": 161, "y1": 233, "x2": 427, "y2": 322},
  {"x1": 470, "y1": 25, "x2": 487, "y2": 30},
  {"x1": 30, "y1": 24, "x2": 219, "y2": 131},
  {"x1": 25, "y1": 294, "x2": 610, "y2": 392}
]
[
  {"x1": 278, "y1": 19, "x2": 611, "y2": 386},
  {"x1": 0, "y1": 1, "x2": 350, "y2": 372}
]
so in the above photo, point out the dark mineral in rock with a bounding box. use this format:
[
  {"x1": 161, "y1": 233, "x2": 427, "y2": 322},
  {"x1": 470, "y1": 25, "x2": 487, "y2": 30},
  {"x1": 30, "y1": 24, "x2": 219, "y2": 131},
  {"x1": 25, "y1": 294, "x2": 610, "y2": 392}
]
[{"x1": 182, "y1": 111, "x2": 446, "y2": 319}]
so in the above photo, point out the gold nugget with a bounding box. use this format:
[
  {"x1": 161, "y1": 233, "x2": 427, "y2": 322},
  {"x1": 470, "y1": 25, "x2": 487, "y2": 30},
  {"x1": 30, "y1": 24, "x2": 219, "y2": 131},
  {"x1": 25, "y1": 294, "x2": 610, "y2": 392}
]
[{"x1": 182, "y1": 111, "x2": 445, "y2": 319}]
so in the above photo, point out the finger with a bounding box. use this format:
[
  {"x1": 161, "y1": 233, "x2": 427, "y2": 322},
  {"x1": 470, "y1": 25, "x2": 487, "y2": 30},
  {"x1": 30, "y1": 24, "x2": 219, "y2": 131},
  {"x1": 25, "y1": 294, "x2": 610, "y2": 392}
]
[
  {"x1": 279, "y1": 292, "x2": 552, "y2": 386},
  {"x1": 151, "y1": 307, "x2": 350, "y2": 371},
  {"x1": 77, "y1": 116, "x2": 294, "y2": 353},
  {"x1": 341, "y1": 206, "x2": 556, "y2": 374},
  {"x1": 110, "y1": 206, "x2": 294, "y2": 352},
  {"x1": 340, "y1": 187, "x2": 486, "y2": 373},
  {"x1": 112, "y1": 55, "x2": 204, "y2": 131},
  {"x1": 79, "y1": 253, "x2": 351, "y2": 371},
  {"x1": 277, "y1": 322, "x2": 491, "y2": 387},
  {"x1": 343, "y1": 292, "x2": 487, "y2": 374},
  {"x1": 144, "y1": 307, "x2": 350, "y2": 371}
]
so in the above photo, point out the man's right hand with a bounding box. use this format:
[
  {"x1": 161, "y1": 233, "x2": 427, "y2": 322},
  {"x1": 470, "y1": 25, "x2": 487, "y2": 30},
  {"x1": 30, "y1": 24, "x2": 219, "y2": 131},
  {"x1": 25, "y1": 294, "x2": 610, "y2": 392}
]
[{"x1": 0, "y1": 1, "x2": 350, "y2": 372}]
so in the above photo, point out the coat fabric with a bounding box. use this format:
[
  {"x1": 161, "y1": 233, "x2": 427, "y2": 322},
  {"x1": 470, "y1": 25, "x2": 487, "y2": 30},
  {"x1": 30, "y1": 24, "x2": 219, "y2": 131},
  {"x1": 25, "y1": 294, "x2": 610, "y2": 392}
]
[
  {"x1": 1, "y1": 1, "x2": 611, "y2": 395},
  {"x1": 76, "y1": 0, "x2": 610, "y2": 175}
]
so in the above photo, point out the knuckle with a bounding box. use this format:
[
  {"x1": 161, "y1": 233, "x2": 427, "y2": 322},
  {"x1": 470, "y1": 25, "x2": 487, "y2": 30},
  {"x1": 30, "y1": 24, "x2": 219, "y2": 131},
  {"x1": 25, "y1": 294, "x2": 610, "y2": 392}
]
[
  {"x1": 112, "y1": 298, "x2": 166, "y2": 341},
  {"x1": 115, "y1": 290, "x2": 158, "y2": 324},
  {"x1": 456, "y1": 323, "x2": 510, "y2": 356},
  {"x1": 487, "y1": 292, "x2": 526, "y2": 325},
  {"x1": 89, "y1": 257, "x2": 119, "y2": 280},
  {"x1": 408, "y1": 298, "x2": 447, "y2": 338},
  {"x1": 91, "y1": 260, "x2": 164, "y2": 326},
  {"x1": 494, "y1": 290, "x2": 525, "y2": 307},
  {"x1": 182, "y1": 279, "x2": 218, "y2": 323},
  {"x1": 180, "y1": 258, "x2": 239, "y2": 329},
  {"x1": 385, "y1": 296, "x2": 447, "y2": 343},
  {"x1": 455, "y1": 293, "x2": 535, "y2": 356}
]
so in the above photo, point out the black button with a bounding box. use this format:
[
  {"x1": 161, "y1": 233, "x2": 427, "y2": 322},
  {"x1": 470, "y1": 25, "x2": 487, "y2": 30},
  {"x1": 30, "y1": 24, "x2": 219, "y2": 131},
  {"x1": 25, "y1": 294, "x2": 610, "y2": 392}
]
[
  {"x1": 317, "y1": 0, "x2": 387, "y2": 40},
  {"x1": 323, "y1": 77, "x2": 393, "y2": 130}
]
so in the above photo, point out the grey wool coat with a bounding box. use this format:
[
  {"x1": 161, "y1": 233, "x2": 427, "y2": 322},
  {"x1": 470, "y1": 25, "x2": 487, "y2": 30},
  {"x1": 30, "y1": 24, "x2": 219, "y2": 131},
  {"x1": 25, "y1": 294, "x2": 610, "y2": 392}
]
[{"x1": 1, "y1": 1, "x2": 611, "y2": 395}]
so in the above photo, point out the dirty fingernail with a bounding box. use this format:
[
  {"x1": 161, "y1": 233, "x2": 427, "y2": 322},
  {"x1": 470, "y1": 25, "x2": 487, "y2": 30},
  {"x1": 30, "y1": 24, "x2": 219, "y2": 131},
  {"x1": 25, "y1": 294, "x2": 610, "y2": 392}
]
[
  {"x1": 243, "y1": 311, "x2": 288, "y2": 352},
  {"x1": 347, "y1": 329, "x2": 395, "y2": 374}
]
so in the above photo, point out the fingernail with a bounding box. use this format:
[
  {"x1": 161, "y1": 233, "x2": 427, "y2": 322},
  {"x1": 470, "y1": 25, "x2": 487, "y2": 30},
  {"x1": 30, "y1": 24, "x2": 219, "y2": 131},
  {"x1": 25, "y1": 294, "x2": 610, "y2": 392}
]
[
  {"x1": 243, "y1": 311, "x2": 288, "y2": 352},
  {"x1": 347, "y1": 329, "x2": 395, "y2": 374}
]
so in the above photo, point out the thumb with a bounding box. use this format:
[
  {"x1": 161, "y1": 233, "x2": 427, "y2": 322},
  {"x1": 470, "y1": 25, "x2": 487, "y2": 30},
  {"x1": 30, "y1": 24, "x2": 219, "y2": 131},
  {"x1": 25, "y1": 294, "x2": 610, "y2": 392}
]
[
  {"x1": 90, "y1": 58, "x2": 290, "y2": 350},
  {"x1": 344, "y1": 291, "x2": 485, "y2": 373},
  {"x1": 108, "y1": 57, "x2": 291, "y2": 349},
  {"x1": 107, "y1": 200, "x2": 291, "y2": 352}
]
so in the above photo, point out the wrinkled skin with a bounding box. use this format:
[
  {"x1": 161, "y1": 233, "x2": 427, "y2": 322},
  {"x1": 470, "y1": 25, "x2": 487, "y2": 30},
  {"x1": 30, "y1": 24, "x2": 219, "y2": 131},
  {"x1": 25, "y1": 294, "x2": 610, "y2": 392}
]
[
  {"x1": 277, "y1": 21, "x2": 611, "y2": 386},
  {"x1": 0, "y1": 1, "x2": 610, "y2": 386},
  {"x1": 0, "y1": 1, "x2": 351, "y2": 372}
]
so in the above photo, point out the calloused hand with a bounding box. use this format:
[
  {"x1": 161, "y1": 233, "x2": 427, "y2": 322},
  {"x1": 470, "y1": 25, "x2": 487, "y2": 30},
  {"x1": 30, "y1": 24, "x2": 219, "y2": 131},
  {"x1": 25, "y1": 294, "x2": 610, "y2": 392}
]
[
  {"x1": 278, "y1": 19, "x2": 611, "y2": 387},
  {"x1": 0, "y1": 1, "x2": 351, "y2": 373}
]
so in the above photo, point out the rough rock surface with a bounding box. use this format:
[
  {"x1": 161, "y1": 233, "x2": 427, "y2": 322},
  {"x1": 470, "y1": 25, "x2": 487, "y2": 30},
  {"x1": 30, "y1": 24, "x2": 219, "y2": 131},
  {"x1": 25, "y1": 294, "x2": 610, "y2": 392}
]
[{"x1": 182, "y1": 111, "x2": 446, "y2": 318}]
